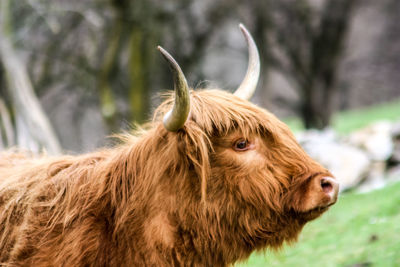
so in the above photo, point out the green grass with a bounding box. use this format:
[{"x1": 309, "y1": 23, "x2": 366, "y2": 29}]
[
  {"x1": 237, "y1": 181, "x2": 400, "y2": 267},
  {"x1": 283, "y1": 98, "x2": 400, "y2": 134},
  {"x1": 333, "y1": 99, "x2": 400, "y2": 134}
]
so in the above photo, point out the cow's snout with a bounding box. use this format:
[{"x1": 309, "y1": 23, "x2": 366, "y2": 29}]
[
  {"x1": 292, "y1": 174, "x2": 340, "y2": 213},
  {"x1": 320, "y1": 176, "x2": 339, "y2": 205}
]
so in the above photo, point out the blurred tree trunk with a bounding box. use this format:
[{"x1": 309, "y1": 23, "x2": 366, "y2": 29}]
[
  {"x1": 305, "y1": 0, "x2": 357, "y2": 129},
  {"x1": 97, "y1": 0, "x2": 156, "y2": 129},
  {"x1": 97, "y1": 14, "x2": 121, "y2": 130},
  {"x1": 0, "y1": 96, "x2": 14, "y2": 149},
  {"x1": 128, "y1": 25, "x2": 150, "y2": 124},
  {"x1": 0, "y1": 0, "x2": 61, "y2": 154},
  {"x1": 274, "y1": 0, "x2": 358, "y2": 129}
]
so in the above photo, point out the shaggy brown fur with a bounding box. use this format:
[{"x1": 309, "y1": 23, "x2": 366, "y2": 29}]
[{"x1": 0, "y1": 90, "x2": 335, "y2": 266}]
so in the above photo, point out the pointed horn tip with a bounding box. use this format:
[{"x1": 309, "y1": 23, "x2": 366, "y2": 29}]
[
  {"x1": 157, "y1": 46, "x2": 169, "y2": 58},
  {"x1": 157, "y1": 45, "x2": 164, "y2": 52},
  {"x1": 157, "y1": 46, "x2": 181, "y2": 70},
  {"x1": 238, "y1": 23, "x2": 248, "y2": 34},
  {"x1": 239, "y1": 25, "x2": 256, "y2": 51}
]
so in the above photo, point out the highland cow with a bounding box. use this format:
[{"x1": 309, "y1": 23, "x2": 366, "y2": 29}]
[{"x1": 0, "y1": 25, "x2": 338, "y2": 266}]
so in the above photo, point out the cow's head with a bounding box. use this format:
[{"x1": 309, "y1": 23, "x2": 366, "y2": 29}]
[{"x1": 151, "y1": 24, "x2": 338, "y2": 261}]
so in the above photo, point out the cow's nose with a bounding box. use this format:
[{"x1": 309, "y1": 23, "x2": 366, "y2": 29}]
[{"x1": 320, "y1": 176, "x2": 339, "y2": 204}]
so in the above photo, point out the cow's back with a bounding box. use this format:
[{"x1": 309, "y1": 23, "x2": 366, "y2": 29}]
[{"x1": 0, "y1": 150, "x2": 121, "y2": 266}]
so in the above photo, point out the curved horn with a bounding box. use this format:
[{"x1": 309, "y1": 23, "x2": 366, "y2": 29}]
[
  {"x1": 234, "y1": 24, "x2": 260, "y2": 100},
  {"x1": 158, "y1": 46, "x2": 190, "y2": 132}
]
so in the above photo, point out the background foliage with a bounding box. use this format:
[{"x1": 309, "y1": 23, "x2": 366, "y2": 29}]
[{"x1": 1, "y1": 0, "x2": 399, "y2": 152}]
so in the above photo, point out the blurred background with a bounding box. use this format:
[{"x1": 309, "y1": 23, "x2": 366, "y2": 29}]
[{"x1": 0, "y1": 0, "x2": 399, "y2": 266}]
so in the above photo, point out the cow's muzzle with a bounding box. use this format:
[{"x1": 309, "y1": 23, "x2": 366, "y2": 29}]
[
  {"x1": 295, "y1": 174, "x2": 340, "y2": 213},
  {"x1": 320, "y1": 176, "x2": 339, "y2": 206}
]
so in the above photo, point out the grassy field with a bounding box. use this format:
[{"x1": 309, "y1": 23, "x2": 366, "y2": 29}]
[
  {"x1": 284, "y1": 98, "x2": 400, "y2": 134},
  {"x1": 238, "y1": 180, "x2": 400, "y2": 267}
]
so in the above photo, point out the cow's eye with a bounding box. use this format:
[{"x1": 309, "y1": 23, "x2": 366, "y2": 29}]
[{"x1": 233, "y1": 139, "x2": 250, "y2": 151}]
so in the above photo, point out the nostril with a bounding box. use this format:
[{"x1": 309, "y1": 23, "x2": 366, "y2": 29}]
[{"x1": 320, "y1": 177, "x2": 333, "y2": 193}]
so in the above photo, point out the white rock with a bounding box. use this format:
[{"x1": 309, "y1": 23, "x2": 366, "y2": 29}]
[
  {"x1": 387, "y1": 165, "x2": 400, "y2": 183},
  {"x1": 357, "y1": 161, "x2": 386, "y2": 193},
  {"x1": 348, "y1": 120, "x2": 393, "y2": 161},
  {"x1": 299, "y1": 129, "x2": 371, "y2": 191},
  {"x1": 296, "y1": 127, "x2": 337, "y2": 145}
]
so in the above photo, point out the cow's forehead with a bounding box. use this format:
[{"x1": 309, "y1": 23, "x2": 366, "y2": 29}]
[{"x1": 189, "y1": 89, "x2": 292, "y2": 138}]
